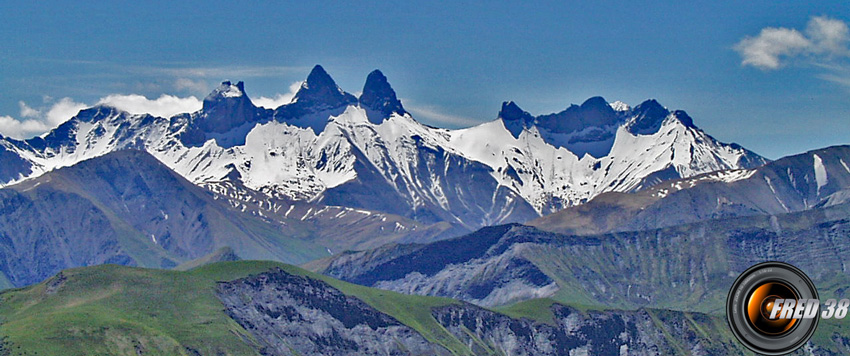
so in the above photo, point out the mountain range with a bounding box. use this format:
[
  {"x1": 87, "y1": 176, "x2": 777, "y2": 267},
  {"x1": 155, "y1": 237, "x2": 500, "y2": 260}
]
[
  {"x1": 0, "y1": 65, "x2": 764, "y2": 234},
  {"x1": 313, "y1": 146, "x2": 850, "y2": 310},
  {"x1": 4, "y1": 65, "x2": 849, "y2": 355}
]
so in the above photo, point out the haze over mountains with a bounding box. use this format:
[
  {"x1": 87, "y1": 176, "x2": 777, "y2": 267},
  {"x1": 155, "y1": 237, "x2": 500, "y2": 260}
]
[
  {"x1": 0, "y1": 150, "x2": 326, "y2": 288},
  {"x1": 315, "y1": 146, "x2": 850, "y2": 312},
  {"x1": 0, "y1": 65, "x2": 763, "y2": 235},
  {"x1": 4, "y1": 65, "x2": 850, "y2": 355}
]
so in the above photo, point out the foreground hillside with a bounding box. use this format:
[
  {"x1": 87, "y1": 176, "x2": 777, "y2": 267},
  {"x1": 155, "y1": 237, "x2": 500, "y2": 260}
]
[{"x1": 0, "y1": 261, "x2": 754, "y2": 356}]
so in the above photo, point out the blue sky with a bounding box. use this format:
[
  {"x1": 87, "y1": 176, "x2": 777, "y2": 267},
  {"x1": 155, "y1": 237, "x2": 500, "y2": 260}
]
[{"x1": 0, "y1": 1, "x2": 848, "y2": 159}]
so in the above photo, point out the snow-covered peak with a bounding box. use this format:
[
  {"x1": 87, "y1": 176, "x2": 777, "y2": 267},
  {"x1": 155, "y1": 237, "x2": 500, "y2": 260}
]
[
  {"x1": 609, "y1": 101, "x2": 630, "y2": 112},
  {"x1": 0, "y1": 66, "x2": 768, "y2": 231},
  {"x1": 208, "y1": 81, "x2": 245, "y2": 99}
]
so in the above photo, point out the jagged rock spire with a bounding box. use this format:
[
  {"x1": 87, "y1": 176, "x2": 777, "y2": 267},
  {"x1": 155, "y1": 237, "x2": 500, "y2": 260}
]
[
  {"x1": 359, "y1": 70, "x2": 406, "y2": 124},
  {"x1": 290, "y1": 65, "x2": 357, "y2": 109},
  {"x1": 498, "y1": 101, "x2": 535, "y2": 138}
]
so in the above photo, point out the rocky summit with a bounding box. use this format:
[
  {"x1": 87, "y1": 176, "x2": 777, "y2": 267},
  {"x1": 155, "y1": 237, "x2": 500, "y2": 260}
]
[{"x1": 0, "y1": 65, "x2": 765, "y2": 234}]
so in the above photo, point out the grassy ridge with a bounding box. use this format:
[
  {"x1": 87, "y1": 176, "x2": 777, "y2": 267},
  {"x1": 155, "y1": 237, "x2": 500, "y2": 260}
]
[
  {"x1": 0, "y1": 261, "x2": 473, "y2": 356},
  {"x1": 0, "y1": 264, "x2": 262, "y2": 355},
  {"x1": 0, "y1": 261, "x2": 770, "y2": 356}
]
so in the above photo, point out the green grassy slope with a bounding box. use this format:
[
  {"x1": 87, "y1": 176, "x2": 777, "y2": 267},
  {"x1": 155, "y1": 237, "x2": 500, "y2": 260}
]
[
  {"x1": 0, "y1": 261, "x2": 758, "y2": 356},
  {"x1": 0, "y1": 261, "x2": 472, "y2": 356}
]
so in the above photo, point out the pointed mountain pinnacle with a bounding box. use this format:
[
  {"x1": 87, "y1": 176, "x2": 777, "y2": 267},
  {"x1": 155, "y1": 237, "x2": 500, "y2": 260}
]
[
  {"x1": 359, "y1": 69, "x2": 406, "y2": 123},
  {"x1": 291, "y1": 65, "x2": 357, "y2": 108}
]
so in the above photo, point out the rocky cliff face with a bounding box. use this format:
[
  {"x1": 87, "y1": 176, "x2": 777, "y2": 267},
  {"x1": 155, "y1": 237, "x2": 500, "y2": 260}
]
[
  {"x1": 214, "y1": 268, "x2": 746, "y2": 356},
  {"x1": 432, "y1": 304, "x2": 744, "y2": 356},
  {"x1": 216, "y1": 268, "x2": 450, "y2": 356}
]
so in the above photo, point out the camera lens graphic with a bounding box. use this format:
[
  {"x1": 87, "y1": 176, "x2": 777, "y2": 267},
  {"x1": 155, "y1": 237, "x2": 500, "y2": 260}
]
[
  {"x1": 747, "y1": 282, "x2": 798, "y2": 335},
  {"x1": 727, "y1": 262, "x2": 819, "y2": 355}
]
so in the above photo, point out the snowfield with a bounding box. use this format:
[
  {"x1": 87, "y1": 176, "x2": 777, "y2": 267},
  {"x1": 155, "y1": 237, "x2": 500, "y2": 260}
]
[{"x1": 0, "y1": 66, "x2": 766, "y2": 230}]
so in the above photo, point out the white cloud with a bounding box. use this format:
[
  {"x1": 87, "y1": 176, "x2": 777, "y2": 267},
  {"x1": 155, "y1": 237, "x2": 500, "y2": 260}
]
[
  {"x1": 45, "y1": 97, "x2": 88, "y2": 126},
  {"x1": 0, "y1": 93, "x2": 207, "y2": 139},
  {"x1": 735, "y1": 16, "x2": 850, "y2": 70},
  {"x1": 807, "y1": 16, "x2": 850, "y2": 56},
  {"x1": 97, "y1": 94, "x2": 202, "y2": 118},
  {"x1": 0, "y1": 115, "x2": 51, "y2": 140},
  {"x1": 252, "y1": 81, "x2": 302, "y2": 109},
  {"x1": 18, "y1": 101, "x2": 40, "y2": 118},
  {"x1": 0, "y1": 97, "x2": 88, "y2": 139},
  {"x1": 735, "y1": 28, "x2": 811, "y2": 69}
]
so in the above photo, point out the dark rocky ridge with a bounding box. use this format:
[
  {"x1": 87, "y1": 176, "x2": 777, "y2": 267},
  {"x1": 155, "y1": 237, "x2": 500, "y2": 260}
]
[
  {"x1": 215, "y1": 268, "x2": 748, "y2": 356},
  {"x1": 497, "y1": 96, "x2": 689, "y2": 139},
  {"x1": 216, "y1": 268, "x2": 449, "y2": 356},
  {"x1": 274, "y1": 65, "x2": 358, "y2": 134},
  {"x1": 181, "y1": 81, "x2": 271, "y2": 147},
  {"x1": 536, "y1": 96, "x2": 619, "y2": 135},
  {"x1": 359, "y1": 69, "x2": 407, "y2": 124},
  {"x1": 432, "y1": 304, "x2": 746, "y2": 356},
  {"x1": 495, "y1": 96, "x2": 702, "y2": 158}
]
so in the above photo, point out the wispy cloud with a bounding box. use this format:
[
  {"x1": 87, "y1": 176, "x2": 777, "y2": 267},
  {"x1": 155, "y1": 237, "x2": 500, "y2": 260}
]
[
  {"x1": 174, "y1": 78, "x2": 209, "y2": 93},
  {"x1": 819, "y1": 72, "x2": 850, "y2": 87},
  {"x1": 405, "y1": 103, "x2": 483, "y2": 127},
  {"x1": 735, "y1": 16, "x2": 850, "y2": 88},
  {"x1": 32, "y1": 58, "x2": 310, "y2": 81},
  {"x1": 133, "y1": 64, "x2": 311, "y2": 80}
]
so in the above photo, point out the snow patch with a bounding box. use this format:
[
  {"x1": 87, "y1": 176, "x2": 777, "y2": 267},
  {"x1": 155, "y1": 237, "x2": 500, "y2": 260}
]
[
  {"x1": 814, "y1": 154, "x2": 828, "y2": 194},
  {"x1": 609, "y1": 101, "x2": 631, "y2": 112},
  {"x1": 221, "y1": 84, "x2": 243, "y2": 98},
  {"x1": 840, "y1": 158, "x2": 850, "y2": 174}
]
